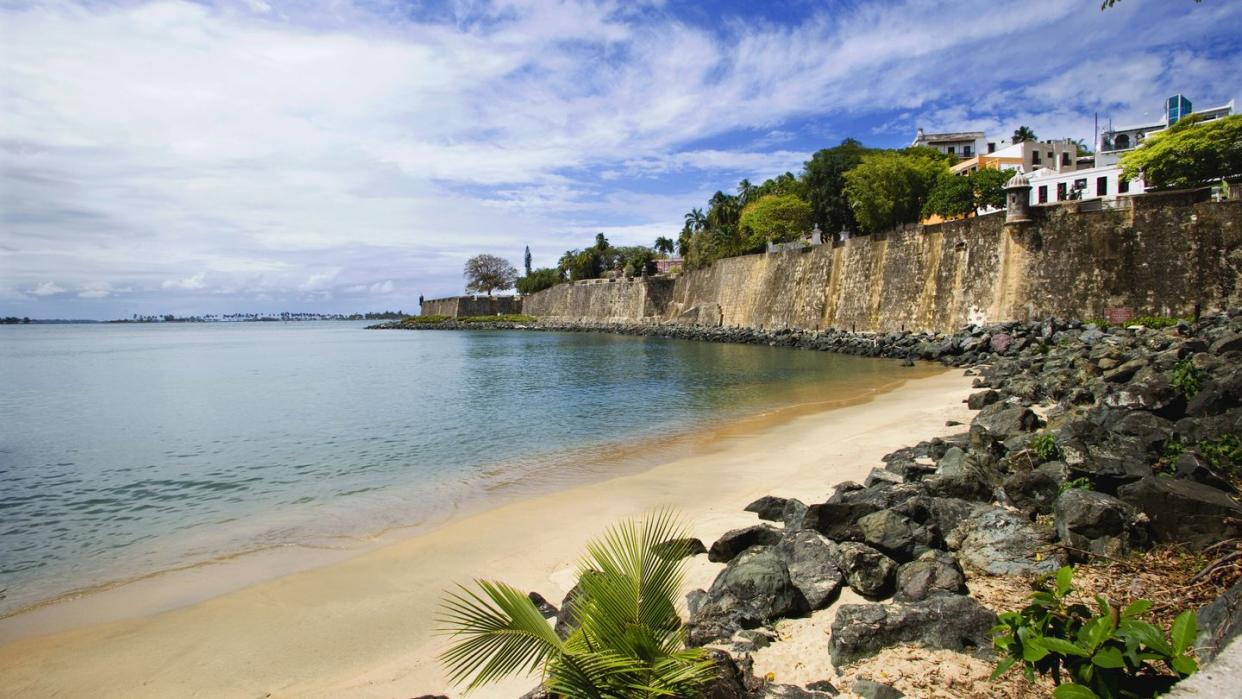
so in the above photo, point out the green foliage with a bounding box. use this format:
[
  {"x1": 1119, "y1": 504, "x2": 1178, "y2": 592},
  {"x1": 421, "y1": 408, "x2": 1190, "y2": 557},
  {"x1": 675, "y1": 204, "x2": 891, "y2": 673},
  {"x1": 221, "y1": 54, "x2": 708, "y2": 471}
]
[
  {"x1": 804, "y1": 139, "x2": 869, "y2": 236},
  {"x1": 1129, "y1": 316, "x2": 1185, "y2": 329},
  {"x1": 1033, "y1": 433, "x2": 1061, "y2": 463},
  {"x1": 1171, "y1": 359, "x2": 1204, "y2": 398},
  {"x1": 971, "y1": 167, "x2": 1012, "y2": 210},
  {"x1": 516, "y1": 267, "x2": 564, "y2": 295},
  {"x1": 1199, "y1": 433, "x2": 1242, "y2": 473},
  {"x1": 458, "y1": 314, "x2": 536, "y2": 323},
  {"x1": 404, "y1": 314, "x2": 450, "y2": 325},
  {"x1": 559, "y1": 248, "x2": 604, "y2": 281},
  {"x1": 438, "y1": 511, "x2": 712, "y2": 696},
  {"x1": 653, "y1": 236, "x2": 676, "y2": 255},
  {"x1": 739, "y1": 194, "x2": 814, "y2": 249},
  {"x1": 1120, "y1": 114, "x2": 1242, "y2": 189},
  {"x1": 1061, "y1": 477, "x2": 1093, "y2": 493},
  {"x1": 922, "y1": 172, "x2": 976, "y2": 219},
  {"x1": 845, "y1": 149, "x2": 951, "y2": 234},
  {"x1": 1013, "y1": 126, "x2": 1037, "y2": 143},
  {"x1": 992, "y1": 566, "x2": 1198, "y2": 698},
  {"x1": 464, "y1": 254, "x2": 519, "y2": 296}
]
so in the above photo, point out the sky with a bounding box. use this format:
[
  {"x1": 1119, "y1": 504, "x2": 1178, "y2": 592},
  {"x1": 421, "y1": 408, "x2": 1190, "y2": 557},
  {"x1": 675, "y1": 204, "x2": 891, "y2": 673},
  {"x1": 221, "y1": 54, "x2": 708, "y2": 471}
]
[{"x1": 1, "y1": 0, "x2": 1240, "y2": 319}]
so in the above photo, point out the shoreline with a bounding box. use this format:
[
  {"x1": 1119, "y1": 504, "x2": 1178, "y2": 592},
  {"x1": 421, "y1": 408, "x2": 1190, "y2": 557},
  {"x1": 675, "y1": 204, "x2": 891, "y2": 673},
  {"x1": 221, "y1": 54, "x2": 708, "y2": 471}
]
[
  {"x1": 0, "y1": 355, "x2": 938, "y2": 639},
  {"x1": 0, "y1": 369, "x2": 974, "y2": 698}
]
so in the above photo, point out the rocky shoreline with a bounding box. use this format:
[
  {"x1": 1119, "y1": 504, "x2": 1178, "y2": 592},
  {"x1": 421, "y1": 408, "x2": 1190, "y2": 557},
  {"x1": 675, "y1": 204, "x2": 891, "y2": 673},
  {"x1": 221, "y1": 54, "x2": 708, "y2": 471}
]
[{"x1": 444, "y1": 311, "x2": 1242, "y2": 698}]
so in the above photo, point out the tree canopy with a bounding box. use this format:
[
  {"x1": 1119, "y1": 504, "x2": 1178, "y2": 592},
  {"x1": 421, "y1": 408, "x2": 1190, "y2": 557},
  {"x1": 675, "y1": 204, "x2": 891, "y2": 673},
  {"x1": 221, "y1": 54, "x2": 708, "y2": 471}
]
[
  {"x1": 515, "y1": 267, "x2": 562, "y2": 295},
  {"x1": 1120, "y1": 114, "x2": 1242, "y2": 190},
  {"x1": 845, "y1": 148, "x2": 951, "y2": 234},
  {"x1": 463, "y1": 254, "x2": 518, "y2": 296},
  {"x1": 921, "y1": 167, "x2": 1013, "y2": 220},
  {"x1": 738, "y1": 194, "x2": 813, "y2": 249},
  {"x1": 1012, "y1": 126, "x2": 1037, "y2": 143},
  {"x1": 804, "y1": 138, "x2": 869, "y2": 237}
]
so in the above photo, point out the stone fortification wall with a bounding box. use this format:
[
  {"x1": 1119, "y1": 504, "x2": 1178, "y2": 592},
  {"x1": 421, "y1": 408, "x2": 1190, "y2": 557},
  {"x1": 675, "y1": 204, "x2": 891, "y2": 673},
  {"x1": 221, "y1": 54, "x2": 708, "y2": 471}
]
[
  {"x1": 520, "y1": 195, "x2": 1242, "y2": 333},
  {"x1": 421, "y1": 295, "x2": 521, "y2": 318},
  {"x1": 521, "y1": 277, "x2": 674, "y2": 322}
]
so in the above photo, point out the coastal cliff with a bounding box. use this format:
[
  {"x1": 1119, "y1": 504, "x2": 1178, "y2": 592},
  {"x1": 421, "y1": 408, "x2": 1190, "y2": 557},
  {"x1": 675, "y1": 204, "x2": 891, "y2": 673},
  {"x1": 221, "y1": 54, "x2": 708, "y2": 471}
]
[{"x1": 524, "y1": 194, "x2": 1242, "y2": 333}]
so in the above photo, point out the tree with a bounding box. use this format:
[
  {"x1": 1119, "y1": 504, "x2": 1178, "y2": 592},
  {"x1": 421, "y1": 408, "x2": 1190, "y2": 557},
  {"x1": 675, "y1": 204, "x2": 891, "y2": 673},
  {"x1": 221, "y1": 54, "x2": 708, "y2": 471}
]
[
  {"x1": 922, "y1": 173, "x2": 975, "y2": 220},
  {"x1": 684, "y1": 208, "x2": 706, "y2": 232},
  {"x1": 739, "y1": 194, "x2": 814, "y2": 249},
  {"x1": 1120, "y1": 114, "x2": 1242, "y2": 189},
  {"x1": 970, "y1": 167, "x2": 1012, "y2": 211},
  {"x1": 559, "y1": 248, "x2": 603, "y2": 281},
  {"x1": 593, "y1": 233, "x2": 610, "y2": 252},
  {"x1": 803, "y1": 138, "x2": 869, "y2": 237},
  {"x1": 845, "y1": 150, "x2": 951, "y2": 234},
  {"x1": 1012, "y1": 126, "x2": 1037, "y2": 143},
  {"x1": 523, "y1": 246, "x2": 532, "y2": 276},
  {"x1": 516, "y1": 267, "x2": 562, "y2": 295},
  {"x1": 463, "y1": 254, "x2": 518, "y2": 296},
  {"x1": 653, "y1": 236, "x2": 676, "y2": 255},
  {"x1": 439, "y1": 511, "x2": 712, "y2": 696}
]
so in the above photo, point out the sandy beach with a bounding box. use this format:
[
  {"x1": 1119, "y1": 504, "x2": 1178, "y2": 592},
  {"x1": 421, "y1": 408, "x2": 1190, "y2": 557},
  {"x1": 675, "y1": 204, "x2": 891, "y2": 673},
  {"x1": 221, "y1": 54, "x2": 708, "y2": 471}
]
[{"x1": 0, "y1": 369, "x2": 973, "y2": 698}]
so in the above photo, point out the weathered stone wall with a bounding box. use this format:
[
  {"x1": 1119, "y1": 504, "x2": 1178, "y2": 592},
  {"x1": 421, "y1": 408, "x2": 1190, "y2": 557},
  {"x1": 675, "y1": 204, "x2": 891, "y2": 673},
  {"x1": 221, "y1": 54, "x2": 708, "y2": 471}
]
[
  {"x1": 521, "y1": 277, "x2": 674, "y2": 322},
  {"x1": 421, "y1": 295, "x2": 521, "y2": 317},
  {"x1": 520, "y1": 196, "x2": 1242, "y2": 332}
]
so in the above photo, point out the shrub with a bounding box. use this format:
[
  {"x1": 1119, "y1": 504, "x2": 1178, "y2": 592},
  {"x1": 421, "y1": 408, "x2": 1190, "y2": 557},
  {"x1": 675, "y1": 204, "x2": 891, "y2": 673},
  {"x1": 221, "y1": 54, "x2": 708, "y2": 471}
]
[
  {"x1": 1199, "y1": 433, "x2": 1241, "y2": 473},
  {"x1": 1170, "y1": 360, "x2": 1204, "y2": 398},
  {"x1": 1129, "y1": 316, "x2": 1184, "y2": 330},
  {"x1": 1060, "y1": 477, "x2": 1092, "y2": 493},
  {"x1": 516, "y1": 267, "x2": 563, "y2": 295},
  {"x1": 992, "y1": 566, "x2": 1198, "y2": 699},
  {"x1": 1033, "y1": 433, "x2": 1061, "y2": 463}
]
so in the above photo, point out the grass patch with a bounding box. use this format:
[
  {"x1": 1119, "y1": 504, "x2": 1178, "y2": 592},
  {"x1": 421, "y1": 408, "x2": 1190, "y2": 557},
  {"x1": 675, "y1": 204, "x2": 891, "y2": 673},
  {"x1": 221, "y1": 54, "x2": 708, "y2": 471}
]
[{"x1": 458, "y1": 314, "x2": 538, "y2": 323}]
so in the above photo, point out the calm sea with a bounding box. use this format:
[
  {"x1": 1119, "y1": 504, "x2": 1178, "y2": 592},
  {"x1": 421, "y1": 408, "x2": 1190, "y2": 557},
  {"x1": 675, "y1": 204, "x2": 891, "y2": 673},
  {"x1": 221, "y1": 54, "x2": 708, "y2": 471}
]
[{"x1": 0, "y1": 322, "x2": 906, "y2": 616}]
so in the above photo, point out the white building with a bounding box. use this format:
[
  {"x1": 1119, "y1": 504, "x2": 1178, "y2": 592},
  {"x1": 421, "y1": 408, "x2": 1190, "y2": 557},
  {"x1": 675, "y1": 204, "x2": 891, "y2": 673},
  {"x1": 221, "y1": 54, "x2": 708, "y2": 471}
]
[
  {"x1": 911, "y1": 128, "x2": 987, "y2": 159},
  {"x1": 1097, "y1": 94, "x2": 1234, "y2": 167},
  {"x1": 1025, "y1": 165, "x2": 1145, "y2": 207}
]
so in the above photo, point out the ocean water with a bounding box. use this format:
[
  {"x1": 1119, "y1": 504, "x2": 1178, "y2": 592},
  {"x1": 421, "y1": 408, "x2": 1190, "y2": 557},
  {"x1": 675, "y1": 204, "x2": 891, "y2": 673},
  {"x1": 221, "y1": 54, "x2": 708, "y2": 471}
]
[{"x1": 0, "y1": 322, "x2": 907, "y2": 617}]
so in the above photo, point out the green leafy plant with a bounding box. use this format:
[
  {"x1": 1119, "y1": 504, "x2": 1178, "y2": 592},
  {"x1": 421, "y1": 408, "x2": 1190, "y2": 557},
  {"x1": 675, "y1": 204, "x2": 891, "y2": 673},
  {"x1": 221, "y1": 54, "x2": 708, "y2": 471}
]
[
  {"x1": 1199, "y1": 433, "x2": 1242, "y2": 473},
  {"x1": 1033, "y1": 433, "x2": 1061, "y2": 463},
  {"x1": 1128, "y1": 316, "x2": 1184, "y2": 330},
  {"x1": 1170, "y1": 360, "x2": 1204, "y2": 398},
  {"x1": 992, "y1": 566, "x2": 1198, "y2": 699},
  {"x1": 1060, "y1": 477, "x2": 1092, "y2": 493},
  {"x1": 1154, "y1": 439, "x2": 1186, "y2": 475},
  {"x1": 438, "y1": 511, "x2": 712, "y2": 696}
]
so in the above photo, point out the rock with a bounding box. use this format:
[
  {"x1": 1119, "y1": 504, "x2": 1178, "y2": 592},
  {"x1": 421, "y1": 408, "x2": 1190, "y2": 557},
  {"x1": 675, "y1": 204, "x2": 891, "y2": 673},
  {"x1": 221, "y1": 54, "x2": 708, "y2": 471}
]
[
  {"x1": 830, "y1": 542, "x2": 898, "y2": 598},
  {"x1": 1197, "y1": 578, "x2": 1242, "y2": 662},
  {"x1": 754, "y1": 683, "x2": 838, "y2": 698},
  {"x1": 990, "y1": 333, "x2": 1012, "y2": 354},
  {"x1": 687, "y1": 547, "x2": 807, "y2": 644},
  {"x1": 971, "y1": 403, "x2": 1041, "y2": 442},
  {"x1": 1174, "y1": 452, "x2": 1236, "y2": 492},
  {"x1": 781, "y1": 498, "x2": 810, "y2": 530},
  {"x1": 828, "y1": 595, "x2": 997, "y2": 666},
  {"x1": 1002, "y1": 468, "x2": 1062, "y2": 515},
  {"x1": 733, "y1": 628, "x2": 775, "y2": 652},
  {"x1": 952, "y1": 507, "x2": 1063, "y2": 576},
  {"x1": 864, "y1": 468, "x2": 905, "y2": 488},
  {"x1": 709, "y1": 524, "x2": 784, "y2": 562},
  {"x1": 1210, "y1": 332, "x2": 1242, "y2": 355},
  {"x1": 1080, "y1": 327, "x2": 1107, "y2": 345},
  {"x1": 1186, "y1": 370, "x2": 1242, "y2": 417},
  {"x1": 413, "y1": 695, "x2": 450, "y2": 699},
  {"x1": 1106, "y1": 411, "x2": 1174, "y2": 453},
  {"x1": 802, "y1": 501, "x2": 881, "y2": 541},
  {"x1": 1104, "y1": 375, "x2": 1184, "y2": 417},
  {"x1": 807, "y1": 680, "x2": 840, "y2": 694},
  {"x1": 527, "y1": 591, "x2": 558, "y2": 618},
  {"x1": 702, "y1": 648, "x2": 753, "y2": 699},
  {"x1": 779, "y1": 530, "x2": 845, "y2": 610},
  {"x1": 966, "y1": 389, "x2": 1000, "y2": 410},
  {"x1": 1117, "y1": 476, "x2": 1242, "y2": 549},
  {"x1": 1054, "y1": 489, "x2": 1139, "y2": 559},
  {"x1": 856, "y1": 509, "x2": 929, "y2": 562},
  {"x1": 653, "y1": 537, "x2": 707, "y2": 560},
  {"x1": 746, "y1": 495, "x2": 790, "y2": 521},
  {"x1": 554, "y1": 572, "x2": 599, "y2": 638},
  {"x1": 895, "y1": 550, "x2": 967, "y2": 602},
  {"x1": 517, "y1": 691, "x2": 550, "y2": 699},
  {"x1": 935, "y1": 446, "x2": 968, "y2": 476},
  {"x1": 1103, "y1": 358, "x2": 1146, "y2": 383},
  {"x1": 850, "y1": 679, "x2": 904, "y2": 699}
]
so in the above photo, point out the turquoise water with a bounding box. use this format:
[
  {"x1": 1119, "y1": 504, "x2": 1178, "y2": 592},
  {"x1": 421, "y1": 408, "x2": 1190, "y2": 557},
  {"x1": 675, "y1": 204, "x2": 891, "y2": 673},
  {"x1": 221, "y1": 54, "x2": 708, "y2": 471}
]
[{"x1": 0, "y1": 322, "x2": 902, "y2": 616}]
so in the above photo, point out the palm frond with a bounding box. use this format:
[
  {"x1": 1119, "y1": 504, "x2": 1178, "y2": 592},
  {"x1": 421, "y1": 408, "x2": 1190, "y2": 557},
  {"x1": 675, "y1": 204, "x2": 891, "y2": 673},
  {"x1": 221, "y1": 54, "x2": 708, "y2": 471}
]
[{"x1": 438, "y1": 579, "x2": 565, "y2": 690}]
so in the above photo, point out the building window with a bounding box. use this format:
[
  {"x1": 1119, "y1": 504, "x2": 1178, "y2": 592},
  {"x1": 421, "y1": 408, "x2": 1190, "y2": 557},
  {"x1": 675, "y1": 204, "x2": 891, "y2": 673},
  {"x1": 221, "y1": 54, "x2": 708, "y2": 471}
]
[
  {"x1": 1097, "y1": 177, "x2": 1108, "y2": 196},
  {"x1": 963, "y1": 146, "x2": 973, "y2": 157},
  {"x1": 1032, "y1": 151, "x2": 1042, "y2": 164},
  {"x1": 1057, "y1": 182, "x2": 1067, "y2": 201},
  {"x1": 946, "y1": 146, "x2": 955, "y2": 155},
  {"x1": 1061, "y1": 152, "x2": 1072, "y2": 166},
  {"x1": 988, "y1": 142, "x2": 996, "y2": 153},
  {"x1": 1115, "y1": 134, "x2": 1131, "y2": 150},
  {"x1": 1038, "y1": 185, "x2": 1048, "y2": 204},
  {"x1": 1119, "y1": 177, "x2": 1130, "y2": 194}
]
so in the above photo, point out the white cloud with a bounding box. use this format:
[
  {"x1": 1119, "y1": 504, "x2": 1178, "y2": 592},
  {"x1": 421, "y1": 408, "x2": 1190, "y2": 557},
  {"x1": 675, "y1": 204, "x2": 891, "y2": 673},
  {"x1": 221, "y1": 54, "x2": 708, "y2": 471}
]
[
  {"x1": 29, "y1": 281, "x2": 67, "y2": 296},
  {"x1": 161, "y1": 272, "x2": 207, "y2": 290},
  {"x1": 77, "y1": 282, "x2": 114, "y2": 298}
]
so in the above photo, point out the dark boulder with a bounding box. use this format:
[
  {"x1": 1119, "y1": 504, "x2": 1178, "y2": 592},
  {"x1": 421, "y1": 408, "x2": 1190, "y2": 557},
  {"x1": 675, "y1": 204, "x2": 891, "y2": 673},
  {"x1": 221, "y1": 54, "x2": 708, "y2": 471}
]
[
  {"x1": 1106, "y1": 411, "x2": 1174, "y2": 453},
  {"x1": 554, "y1": 571, "x2": 601, "y2": 638},
  {"x1": 801, "y1": 501, "x2": 881, "y2": 541},
  {"x1": 687, "y1": 547, "x2": 807, "y2": 645},
  {"x1": 1054, "y1": 489, "x2": 1140, "y2": 559},
  {"x1": 701, "y1": 649, "x2": 755, "y2": 699},
  {"x1": 527, "y1": 591, "x2": 558, "y2": 618},
  {"x1": 830, "y1": 541, "x2": 898, "y2": 598},
  {"x1": 895, "y1": 550, "x2": 967, "y2": 602},
  {"x1": 949, "y1": 507, "x2": 1063, "y2": 576},
  {"x1": 1174, "y1": 452, "x2": 1236, "y2": 492},
  {"x1": 752, "y1": 683, "x2": 839, "y2": 698},
  {"x1": 1186, "y1": 369, "x2": 1242, "y2": 417},
  {"x1": 1210, "y1": 332, "x2": 1242, "y2": 355},
  {"x1": 856, "y1": 509, "x2": 935, "y2": 562},
  {"x1": 746, "y1": 495, "x2": 790, "y2": 521},
  {"x1": 778, "y1": 529, "x2": 845, "y2": 610},
  {"x1": 971, "y1": 403, "x2": 1042, "y2": 442},
  {"x1": 1103, "y1": 375, "x2": 1184, "y2": 417},
  {"x1": 652, "y1": 537, "x2": 707, "y2": 560},
  {"x1": 1117, "y1": 476, "x2": 1242, "y2": 549},
  {"x1": 966, "y1": 389, "x2": 1000, "y2": 410},
  {"x1": 781, "y1": 498, "x2": 810, "y2": 530},
  {"x1": 1196, "y1": 578, "x2": 1242, "y2": 662},
  {"x1": 1002, "y1": 467, "x2": 1062, "y2": 515},
  {"x1": 709, "y1": 524, "x2": 784, "y2": 563},
  {"x1": 849, "y1": 679, "x2": 904, "y2": 698},
  {"x1": 828, "y1": 595, "x2": 997, "y2": 666}
]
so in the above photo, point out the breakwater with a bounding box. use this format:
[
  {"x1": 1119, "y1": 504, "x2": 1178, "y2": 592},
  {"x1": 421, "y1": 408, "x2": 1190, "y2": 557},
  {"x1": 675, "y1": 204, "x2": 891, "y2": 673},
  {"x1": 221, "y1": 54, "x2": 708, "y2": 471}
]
[{"x1": 524, "y1": 193, "x2": 1242, "y2": 333}]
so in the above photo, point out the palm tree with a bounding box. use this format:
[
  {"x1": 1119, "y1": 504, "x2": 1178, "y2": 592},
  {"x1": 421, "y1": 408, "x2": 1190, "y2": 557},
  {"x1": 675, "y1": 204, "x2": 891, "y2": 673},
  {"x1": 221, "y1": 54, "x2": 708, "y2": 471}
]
[
  {"x1": 653, "y1": 236, "x2": 675, "y2": 255},
  {"x1": 684, "y1": 208, "x2": 706, "y2": 232},
  {"x1": 737, "y1": 179, "x2": 755, "y2": 206},
  {"x1": 439, "y1": 511, "x2": 711, "y2": 697},
  {"x1": 1013, "y1": 126, "x2": 1037, "y2": 143}
]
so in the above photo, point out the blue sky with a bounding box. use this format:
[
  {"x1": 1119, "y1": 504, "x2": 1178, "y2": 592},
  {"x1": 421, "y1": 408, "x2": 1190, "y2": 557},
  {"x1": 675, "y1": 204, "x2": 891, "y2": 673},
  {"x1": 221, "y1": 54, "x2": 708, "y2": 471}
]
[{"x1": 2, "y1": 0, "x2": 1239, "y2": 319}]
